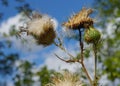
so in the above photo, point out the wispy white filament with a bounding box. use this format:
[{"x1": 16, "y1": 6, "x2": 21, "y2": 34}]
[{"x1": 27, "y1": 15, "x2": 55, "y2": 36}]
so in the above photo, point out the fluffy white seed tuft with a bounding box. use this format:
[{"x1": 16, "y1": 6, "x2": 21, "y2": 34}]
[{"x1": 26, "y1": 13, "x2": 56, "y2": 46}]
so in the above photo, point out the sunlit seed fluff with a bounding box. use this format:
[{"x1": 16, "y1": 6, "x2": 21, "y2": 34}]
[
  {"x1": 27, "y1": 14, "x2": 56, "y2": 46},
  {"x1": 45, "y1": 71, "x2": 83, "y2": 86}
]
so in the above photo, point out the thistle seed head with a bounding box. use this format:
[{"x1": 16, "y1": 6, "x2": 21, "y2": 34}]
[
  {"x1": 62, "y1": 8, "x2": 94, "y2": 29},
  {"x1": 26, "y1": 12, "x2": 56, "y2": 46}
]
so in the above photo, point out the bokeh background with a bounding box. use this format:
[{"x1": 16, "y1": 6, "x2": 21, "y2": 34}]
[{"x1": 0, "y1": 0, "x2": 120, "y2": 86}]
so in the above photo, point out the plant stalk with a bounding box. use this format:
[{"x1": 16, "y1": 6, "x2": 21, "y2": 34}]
[
  {"x1": 93, "y1": 43, "x2": 98, "y2": 86},
  {"x1": 80, "y1": 61, "x2": 93, "y2": 85},
  {"x1": 78, "y1": 29, "x2": 93, "y2": 86}
]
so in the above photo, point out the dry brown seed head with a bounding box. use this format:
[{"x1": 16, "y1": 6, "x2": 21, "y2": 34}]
[
  {"x1": 26, "y1": 13, "x2": 56, "y2": 46},
  {"x1": 62, "y1": 8, "x2": 94, "y2": 29}
]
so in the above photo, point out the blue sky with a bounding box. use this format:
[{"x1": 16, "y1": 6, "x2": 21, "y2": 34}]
[
  {"x1": 1, "y1": 1, "x2": 120, "y2": 85},
  {"x1": 0, "y1": 1, "x2": 115, "y2": 85},
  {"x1": 0, "y1": 0, "x2": 95, "y2": 22}
]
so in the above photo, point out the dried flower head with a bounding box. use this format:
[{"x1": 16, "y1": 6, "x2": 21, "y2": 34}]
[
  {"x1": 46, "y1": 71, "x2": 83, "y2": 86},
  {"x1": 62, "y1": 8, "x2": 94, "y2": 29},
  {"x1": 20, "y1": 12, "x2": 56, "y2": 46}
]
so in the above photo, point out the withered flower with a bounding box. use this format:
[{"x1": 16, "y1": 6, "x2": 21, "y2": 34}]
[
  {"x1": 62, "y1": 8, "x2": 94, "y2": 29},
  {"x1": 23, "y1": 12, "x2": 56, "y2": 46}
]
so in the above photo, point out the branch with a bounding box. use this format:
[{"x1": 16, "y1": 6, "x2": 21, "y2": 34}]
[
  {"x1": 78, "y1": 28, "x2": 93, "y2": 86},
  {"x1": 16, "y1": 26, "x2": 28, "y2": 39},
  {"x1": 54, "y1": 53, "x2": 79, "y2": 63},
  {"x1": 54, "y1": 38, "x2": 75, "y2": 58},
  {"x1": 78, "y1": 29, "x2": 84, "y2": 61},
  {"x1": 55, "y1": 53, "x2": 93, "y2": 85},
  {"x1": 23, "y1": 10, "x2": 32, "y2": 20},
  {"x1": 79, "y1": 61, "x2": 93, "y2": 85}
]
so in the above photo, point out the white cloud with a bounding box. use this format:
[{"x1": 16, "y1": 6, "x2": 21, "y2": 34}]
[
  {"x1": 98, "y1": 17, "x2": 120, "y2": 39},
  {"x1": 7, "y1": 81, "x2": 14, "y2": 86},
  {"x1": 0, "y1": 14, "x2": 24, "y2": 34},
  {"x1": 32, "y1": 75, "x2": 40, "y2": 81},
  {"x1": 41, "y1": 44, "x2": 81, "y2": 72},
  {"x1": 99, "y1": 75, "x2": 113, "y2": 86},
  {"x1": 22, "y1": 54, "x2": 41, "y2": 62}
]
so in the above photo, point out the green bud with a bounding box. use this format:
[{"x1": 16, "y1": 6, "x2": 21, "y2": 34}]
[{"x1": 84, "y1": 27, "x2": 101, "y2": 44}]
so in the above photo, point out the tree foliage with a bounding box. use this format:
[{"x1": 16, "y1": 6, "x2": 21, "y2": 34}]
[
  {"x1": 0, "y1": 0, "x2": 32, "y2": 20},
  {"x1": 13, "y1": 61, "x2": 55, "y2": 86},
  {"x1": 94, "y1": 0, "x2": 120, "y2": 83},
  {"x1": 0, "y1": 39, "x2": 19, "y2": 86},
  {"x1": 0, "y1": 0, "x2": 120, "y2": 86}
]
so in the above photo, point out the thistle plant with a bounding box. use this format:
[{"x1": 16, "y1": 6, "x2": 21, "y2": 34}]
[
  {"x1": 18, "y1": 8, "x2": 101, "y2": 86},
  {"x1": 62, "y1": 8, "x2": 101, "y2": 86}
]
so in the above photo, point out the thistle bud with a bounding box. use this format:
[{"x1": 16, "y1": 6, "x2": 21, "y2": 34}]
[{"x1": 84, "y1": 27, "x2": 101, "y2": 44}]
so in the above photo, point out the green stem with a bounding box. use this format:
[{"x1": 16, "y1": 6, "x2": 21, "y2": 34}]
[{"x1": 93, "y1": 43, "x2": 98, "y2": 86}]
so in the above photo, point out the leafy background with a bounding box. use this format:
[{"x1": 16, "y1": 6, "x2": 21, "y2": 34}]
[{"x1": 0, "y1": 0, "x2": 120, "y2": 86}]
